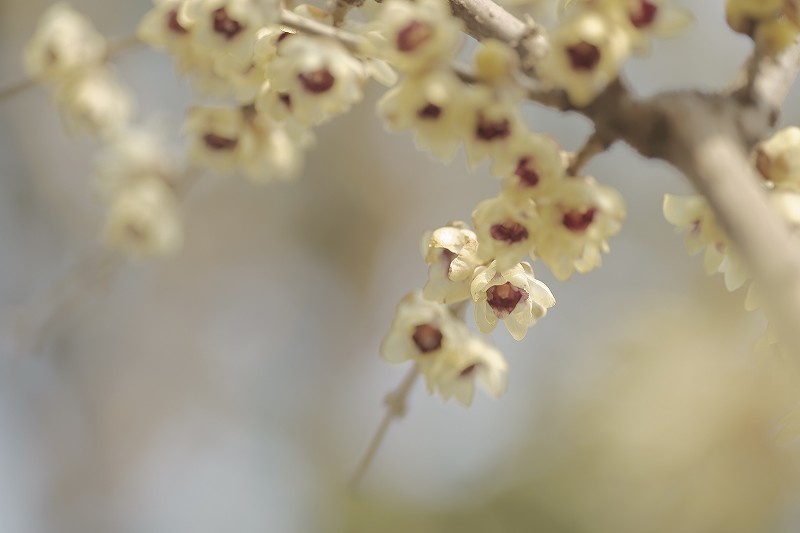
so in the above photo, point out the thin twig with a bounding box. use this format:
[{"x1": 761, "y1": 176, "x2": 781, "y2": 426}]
[
  {"x1": 280, "y1": 9, "x2": 363, "y2": 50},
  {"x1": 567, "y1": 131, "x2": 614, "y2": 176},
  {"x1": 349, "y1": 363, "x2": 420, "y2": 491}
]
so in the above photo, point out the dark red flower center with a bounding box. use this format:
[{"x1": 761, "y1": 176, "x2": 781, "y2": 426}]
[
  {"x1": 515, "y1": 157, "x2": 540, "y2": 187},
  {"x1": 417, "y1": 103, "x2": 442, "y2": 119},
  {"x1": 476, "y1": 115, "x2": 511, "y2": 141},
  {"x1": 167, "y1": 9, "x2": 188, "y2": 34},
  {"x1": 487, "y1": 282, "x2": 527, "y2": 316},
  {"x1": 562, "y1": 207, "x2": 596, "y2": 233},
  {"x1": 298, "y1": 68, "x2": 335, "y2": 93},
  {"x1": 630, "y1": 0, "x2": 658, "y2": 28},
  {"x1": 396, "y1": 21, "x2": 434, "y2": 52},
  {"x1": 459, "y1": 364, "x2": 478, "y2": 378},
  {"x1": 412, "y1": 324, "x2": 443, "y2": 353},
  {"x1": 490, "y1": 221, "x2": 529, "y2": 243},
  {"x1": 203, "y1": 133, "x2": 238, "y2": 151},
  {"x1": 212, "y1": 8, "x2": 244, "y2": 40},
  {"x1": 567, "y1": 41, "x2": 601, "y2": 71}
]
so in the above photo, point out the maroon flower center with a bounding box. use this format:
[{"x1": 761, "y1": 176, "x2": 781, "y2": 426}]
[
  {"x1": 515, "y1": 157, "x2": 540, "y2": 187},
  {"x1": 459, "y1": 364, "x2": 478, "y2": 378},
  {"x1": 396, "y1": 21, "x2": 434, "y2": 52},
  {"x1": 212, "y1": 7, "x2": 244, "y2": 40},
  {"x1": 490, "y1": 221, "x2": 529, "y2": 243},
  {"x1": 278, "y1": 92, "x2": 292, "y2": 109},
  {"x1": 167, "y1": 9, "x2": 188, "y2": 34},
  {"x1": 630, "y1": 0, "x2": 658, "y2": 28},
  {"x1": 417, "y1": 103, "x2": 442, "y2": 120},
  {"x1": 412, "y1": 324, "x2": 443, "y2": 353},
  {"x1": 203, "y1": 133, "x2": 238, "y2": 151},
  {"x1": 487, "y1": 282, "x2": 527, "y2": 316},
  {"x1": 476, "y1": 115, "x2": 511, "y2": 141},
  {"x1": 440, "y1": 248, "x2": 457, "y2": 265},
  {"x1": 276, "y1": 31, "x2": 293, "y2": 45},
  {"x1": 298, "y1": 68, "x2": 335, "y2": 93},
  {"x1": 562, "y1": 207, "x2": 596, "y2": 233},
  {"x1": 567, "y1": 41, "x2": 601, "y2": 71}
]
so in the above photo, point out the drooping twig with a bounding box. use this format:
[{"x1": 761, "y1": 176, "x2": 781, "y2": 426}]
[
  {"x1": 567, "y1": 130, "x2": 614, "y2": 176},
  {"x1": 349, "y1": 363, "x2": 420, "y2": 491}
]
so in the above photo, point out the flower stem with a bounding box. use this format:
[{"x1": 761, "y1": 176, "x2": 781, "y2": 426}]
[{"x1": 349, "y1": 363, "x2": 420, "y2": 491}]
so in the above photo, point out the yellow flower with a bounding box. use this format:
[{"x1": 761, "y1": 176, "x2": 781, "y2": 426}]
[{"x1": 471, "y1": 261, "x2": 555, "y2": 341}]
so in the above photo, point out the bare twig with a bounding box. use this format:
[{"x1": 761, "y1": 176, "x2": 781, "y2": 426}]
[
  {"x1": 280, "y1": 9, "x2": 363, "y2": 49},
  {"x1": 567, "y1": 130, "x2": 614, "y2": 176},
  {"x1": 349, "y1": 363, "x2": 420, "y2": 491}
]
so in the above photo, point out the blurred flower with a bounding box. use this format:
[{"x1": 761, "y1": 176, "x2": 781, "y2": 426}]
[
  {"x1": 54, "y1": 66, "x2": 134, "y2": 138},
  {"x1": 104, "y1": 177, "x2": 183, "y2": 256},
  {"x1": 24, "y1": 2, "x2": 106, "y2": 82}
]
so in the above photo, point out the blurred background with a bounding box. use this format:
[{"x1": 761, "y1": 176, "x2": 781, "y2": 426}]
[{"x1": 3, "y1": 0, "x2": 800, "y2": 531}]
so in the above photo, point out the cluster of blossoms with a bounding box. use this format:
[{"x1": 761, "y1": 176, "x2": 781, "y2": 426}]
[
  {"x1": 24, "y1": 3, "x2": 185, "y2": 256},
  {"x1": 664, "y1": 127, "x2": 800, "y2": 312},
  {"x1": 369, "y1": 0, "x2": 632, "y2": 405},
  {"x1": 138, "y1": 0, "x2": 395, "y2": 183},
  {"x1": 24, "y1": 3, "x2": 133, "y2": 136},
  {"x1": 548, "y1": 0, "x2": 693, "y2": 105},
  {"x1": 725, "y1": 0, "x2": 800, "y2": 55}
]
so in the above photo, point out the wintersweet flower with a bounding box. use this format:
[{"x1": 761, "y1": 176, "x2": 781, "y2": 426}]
[
  {"x1": 380, "y1": 292, "x2": 472, "y2": 391},
  {"x1": 427, "y1": 337, "x2": 508, "y2": 406},
  {"x1": 24, "y1": 2, "x2": 106, "y2": 82},
  {"x1": 377, "y1": 68, "x2": 469, "y2": 161},
  {"x1": 540, "y1": 9, "x2": 632, "y2": 106},
  {"x1": 663, "y1": 194, "x2": 728, "y2": 275},
  {"x1": 471, "y1": 261, "x2": 555, "y2": 341},
  {"x1": 104, "y1": 178, "x2": 183, "y2": 256},
  {"x1": 461, "y1": 85, "x2": 528, "y2": 169},
  {"x1": 94, "y1": 128, "x2": 181, "y2": 198},
  {"x1": 755, "y1": 127, "x2": 800, "y2": 186},
  {"x1": 54, "y1": 67, "x2": 134, "y2": 138},
  {"x1": 420, "y1": 222, "x2": 482, "y2": 304},
  {"x1": 472, "y1": 194, "x2": 539, "y2": 272},
  {"x1": 533, "y1": 176, "x2": 625, "y2": 280},
  {"x1": 492, "y1": 133, "x2": 566, "y2": 199},
  {"x1": 363, "y1": 0, "x2": 462, "y2": 74},
  {"x1": 179, "y1": 0, "x2": 280, "y2": 74},
  {"x1": 185, "y1": 106, "x2": 247, "y2": 173},
  {"x1": 137, "y1": 0, "x2": 197, "y2": 70},
  {"x1": 262, "y1": 35, "x2": 367, "y2": 126}
]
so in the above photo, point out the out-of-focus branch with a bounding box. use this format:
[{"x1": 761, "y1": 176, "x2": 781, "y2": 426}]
[
  {"x1": 567, "y1": 130, "x2": 615, "y2": 176},
  {"x1": 447, "y1": 0, "x2": 547, "y2": 75},
  {"x1": 732, "y1": 38, "x2": 800, "y2": 145}
]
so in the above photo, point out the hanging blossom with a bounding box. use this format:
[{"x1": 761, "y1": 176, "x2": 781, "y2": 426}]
[
  {"x1": 562, "y1": 0, "x2": 693, "y2": 53},
  {"x1": 377, "y1": 68, "x2": 469, "y2": 161},
  {"x1": 472, "y1": 193, "x2": 539, "y2": 272},
  {"x1": 420, "y1": 222, "x2": 482, "y2": 304},
  {"x1": 540, "y1": 8, "x2": 633, "y2": 106},
  {"x1": 259, "y1": 34, "x2": 377, "y2": 127},
  {"x1": 471, "y1": 261, "x2": 556, "y2": 341},
  {"x1": 726, "y1": 0, "x2": 800, "y2": 54},
  {"x1": 94, "y1": 127, "x2": 183, "y2": 197},
  {"x1": 665, "y1": 128, "x2": 800, "y2": 306},
  {"x1": 23, "y1": 2, "x2": 106, "y2": 82},
  {"x1": 532, "y1": 176, "x2": 626, "y2": 280},
  {"x1": 362, "y1": 0, "x2": 463, "y2": 74},
  {"x1": 380, "y1": 292, "x2": 507, "y2": 405},
  {"x1": 185, "y1": 105, "x2": 312, "y2": 182},
  {"x1": 493, "y1": 132, "x2": 567, "y2": 199},
  {"x1": 104, "y1": 177, "x2": 184, "y2": 256},
  {"x1": 54, "y1": 66, "x2": 134, "y2": 138}
]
